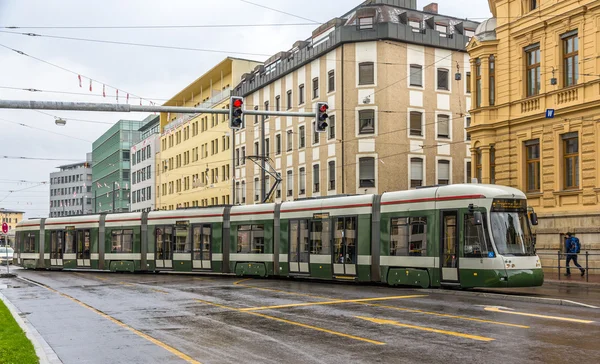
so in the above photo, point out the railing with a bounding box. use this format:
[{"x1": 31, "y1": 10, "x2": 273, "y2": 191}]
[{"x1": 536, "y1": 251, "x2": 598, "y2": 283}]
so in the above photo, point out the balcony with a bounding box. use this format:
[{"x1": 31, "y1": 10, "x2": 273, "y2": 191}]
[
  {"x1": 521, "y1": 97, "x2": 541, "y2": 113},
  {"x1": 163, "y1": 87, "x2": 231, "y2": 134},
  {"x1": 556, "y1": 87, "x2": 578, "y2": 105}
]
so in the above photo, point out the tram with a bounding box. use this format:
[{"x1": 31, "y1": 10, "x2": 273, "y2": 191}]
[{"x1": 14, "y1": 184, "x2": 543, "y2": 289}]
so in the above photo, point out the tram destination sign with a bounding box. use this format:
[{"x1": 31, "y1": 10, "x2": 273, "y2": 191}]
[
  {"x1": 176, "y1": 221, "x2": 189, "y2": 227},
  {"x1": 313, "y1": 213, "x2": 330, "y2": 220},
  {"x1": 491, "y1": 199, "x2": 527, "y2": 212}
]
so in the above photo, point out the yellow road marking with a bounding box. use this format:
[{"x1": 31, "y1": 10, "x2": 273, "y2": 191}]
[
  {"x1": 234, "y1": 279, "x2": 526, "y2": 328},
  {"x1": 118, "y1": 281, "x2": 134, "y2": 287},
  {"x1": 239, "y1": 295, "x2": 427, "y2": 311},
  {"x1": 94, "y1": 275, "x2": 108, "y2": 281},
  {"x1": 485, "y1": 307, "x2": 595, "y2": 324},
  {"x1": 31, "y1": 281, "x2": 201, "y2": 363},
  {"x1": 152, "y1": 289, "x2": 169, "y2": 295},
  {"x1": 356, "y1": 316, "x2": 494, "y2": 342},
  {"x1": 233, "y1": 278, "x2": 253, "y2": 285},
  {"x1": 196, "y1": 299, "x2": 385, "y2": 345},
  {"x1": 364, "y1": 303, "x2": 529, "y2": 329}
]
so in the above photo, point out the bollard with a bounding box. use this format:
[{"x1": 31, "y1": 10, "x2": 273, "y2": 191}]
[
  {"x1": 585, "y1": 251, "x2": 589, "y2": 283},
  {"x1": 557, "y1": 250, "x2": 561, "y2": 280}
]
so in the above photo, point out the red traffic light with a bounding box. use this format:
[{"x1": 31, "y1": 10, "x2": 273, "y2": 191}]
[
  {"x1": 233, "y1": 99, "x2": 243, "y2": 108},
  {"x1": 319, "y1": 104, "x2": 329, "y2": 113}
]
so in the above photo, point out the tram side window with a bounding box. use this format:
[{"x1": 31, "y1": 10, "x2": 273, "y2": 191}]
[
  {"x1": 77, "y1": 230, "x2": 91, "y2": 259},
  {"x1": 310, "y1": 220, "x2": 330, "y2": 254},
  {"x1": 64, "y1": 231, "x2": 76, "y2": 254},
  {"x1": 174, "y1": 226, "x2": 190, "y2": 253},
  {"x1": 464, "y1": 213, "x2": 494, "y2": 257},
  {"x1": 390, "y1": 217, "x2": 428, "y2": 256},
  {"x1": 193, "y1": 225, "x2": 211, "y2": 260},
  {"x1": 236, "y1": 225, "x2": 265, "y2": 254},
  {"x1": 111, "y1": 230, "x2": 134, "y2": 253},
  {"x1": 23, "y1": 233, "x2": 36, "y2": 253}
]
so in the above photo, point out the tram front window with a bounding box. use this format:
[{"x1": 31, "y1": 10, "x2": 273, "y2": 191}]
[{"x1": 490, "y1": 211, "x2": 534, "y2": 256}]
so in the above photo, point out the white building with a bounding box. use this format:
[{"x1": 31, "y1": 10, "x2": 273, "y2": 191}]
[
  {"x1": 49, "y1": 153, "x2": 93, "y2": 217},
  {"x1": 130, "y1": 116, "x2": 160, "y2": 212}
]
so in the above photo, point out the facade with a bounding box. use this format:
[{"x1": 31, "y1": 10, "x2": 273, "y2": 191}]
[
  {"x1": 0, "y1": 208, "x2": 24, "y2": 246},
  {"x1": 92, "y1": 119, "x2": 145, "y2": 213},
  {"x1": 130, "y1": 115, "x2": 160, "y2": 212},
  {"x1": 49, "y1": 153, "x2": 93, "y2": 217},
  {"x1": 467, "y1": 0, "x2": 600, "y2": 270},
  {"x1": 156, "y1": 57, "x2": 262, "y2": 210},
  {"x1": 233, "y1": 0, "x2": 478, "y2": 204}
]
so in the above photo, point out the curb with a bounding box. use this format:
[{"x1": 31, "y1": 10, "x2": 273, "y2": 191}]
[
  {"x1": 543, "y1": 279, "x2": 600, "y2": 287},
  {"x1": 420, "y1": 288, "x2": 599, "y2": 309},
  {"x1": 0, "y1": 286, "x2": 63, "y2": 364}
]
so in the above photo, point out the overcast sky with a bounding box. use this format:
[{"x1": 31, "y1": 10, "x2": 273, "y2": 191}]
[{"x1": 0, "y1": 0, "x2": 492, "y2": 219}]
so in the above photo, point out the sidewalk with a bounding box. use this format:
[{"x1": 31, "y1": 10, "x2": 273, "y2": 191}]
[{"x1": 543, "y1": 269, "x2": 600, "y2": 286}]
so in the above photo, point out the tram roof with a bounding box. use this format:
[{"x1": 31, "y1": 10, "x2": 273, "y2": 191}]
[{"x1": 381, "y1": 184, "x2": 527, "y2": 204}]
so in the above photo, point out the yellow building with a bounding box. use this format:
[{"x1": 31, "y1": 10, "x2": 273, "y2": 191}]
[
  {"x1": 156, "y1": 57, "x2": 262, "y2": 210},
  {"x1": 467, "y1": 0, "x2": 600, "y2": 270},
  {"x1": 0, "y1": 208, "x2": 24, "y2": 246}
]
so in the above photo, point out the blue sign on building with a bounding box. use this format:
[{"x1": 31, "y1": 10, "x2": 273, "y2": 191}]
[{"x1": 545, "y1": 109, "x2": 555, "y2": 118}]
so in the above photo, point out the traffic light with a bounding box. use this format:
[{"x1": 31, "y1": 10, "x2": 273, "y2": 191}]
[
  {"x1": 229, "y1": 96, "x2": 244, "y2": 129},
  {"x1": 315, "y1": 102, "x2": 329, "y2": 133}
]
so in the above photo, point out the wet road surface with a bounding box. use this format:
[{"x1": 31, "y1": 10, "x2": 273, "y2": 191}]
[{"x1": 1, "y1": 267, "x2": 599, "y2": 364}]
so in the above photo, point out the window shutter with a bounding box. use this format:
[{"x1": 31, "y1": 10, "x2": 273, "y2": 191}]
[
  {"x1": 438, "y1": 160, "x2": 450, "y2": 180},
  {"x1": 411, "y1": 158, "x2": 423, "y2": 179},
  {"x1": 359, "y1": 158, "x2": 375, "y2": 180},
  {"x1": 438, "y1": 115, "x2": 449, "y2": 137}
]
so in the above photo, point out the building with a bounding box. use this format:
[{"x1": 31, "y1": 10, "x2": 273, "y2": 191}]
[
  {"x1": 92, "y1": 119, "x2": 145, "y2": 213},
  {"x1": 156, "y1": 57, "x2": 262, "y2": 210},
  {"x1": 0, "y1": 208, "x2": 24, "y2": 246},
  {"x1": 130, "y1": 115, "x2": 160, "y2": 212},
  {"x1": 467, "y1": 0, "x2": 600, "y2": 270},
  {"x1": 49, "y1": 153, "x2": 93, "y2": 217},
  {"x1": 233, "y1": 0, "x2": 478, "y2": 204}
]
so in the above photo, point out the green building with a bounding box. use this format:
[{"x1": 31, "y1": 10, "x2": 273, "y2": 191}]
[{"x1": 92, "y1": 119, "x2": 145, "y2": 213}]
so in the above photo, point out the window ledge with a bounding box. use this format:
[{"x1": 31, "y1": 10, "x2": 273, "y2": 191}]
[
  {"x1": 525, "y1": 192, "x2": 543, "y2": 197},
  {"x1": 553, "y1": 189, "x2": 582, "y2": 196}
]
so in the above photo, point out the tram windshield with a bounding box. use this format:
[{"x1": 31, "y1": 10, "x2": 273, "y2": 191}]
[{"x1": 490, "y1": 199, "x2": 535, "y2": 256}]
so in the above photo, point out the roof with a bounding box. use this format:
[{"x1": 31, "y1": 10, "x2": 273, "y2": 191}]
[{"x1": 0, "y1": 209, "x2": 25, "y2": 214}]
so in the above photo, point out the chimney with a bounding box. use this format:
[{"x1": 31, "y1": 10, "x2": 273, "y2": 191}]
[{"x1": 423, "y1": 3, "x2": 438, "y2": 14}]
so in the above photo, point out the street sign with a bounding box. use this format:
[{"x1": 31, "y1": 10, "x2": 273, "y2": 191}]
[
  {"x1": 1, "y1": 222, "x2": 7, "y2": 234},
  {"x1": 545, "y1": 109, "x2": 555, "y2": 118}
]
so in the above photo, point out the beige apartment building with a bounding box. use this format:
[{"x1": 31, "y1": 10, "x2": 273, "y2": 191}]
[
  {"x1": 467, "y1": 0, "x2": 600, "y2": 271},
  {"x1": 233, "y1": 0, "x2": 478, "y2": 204},
  {"x1": 156, "y1": 57, "x2": 262, "y2": 210}
]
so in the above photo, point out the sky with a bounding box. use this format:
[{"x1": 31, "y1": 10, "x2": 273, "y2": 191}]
[{"x1": 0, "y1": 0, "x2": 492, "y2": 219}]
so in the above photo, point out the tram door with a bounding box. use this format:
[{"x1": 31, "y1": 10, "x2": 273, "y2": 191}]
[
  {"x1": 156, "y1": 227, "x2": 173, "y2": 269},
  {"x1": 50, "y1": 231, "x2": 63, "y2": 267},
  {"x1": 289, "y1": 220, "x2": 310, "y2": 274},
  {"x1": 440, "y1": 210, "x2": 459, "y2": 282},
  {"x1": 192, "y1": 224, "x2": 212, "y2": 270},
  {"x1": 76, "y1": 230, "x2": 91, "y2": 267},
  {"x1": 333, "y1": 217, "x2": 357, "y2": 276}
]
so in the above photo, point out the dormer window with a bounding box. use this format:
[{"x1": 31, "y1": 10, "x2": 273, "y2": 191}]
[
  {"x1": 464, "y1": 28, "x2": 475, "y2": 38},
  {"x1": 358, "y1": 17, "x2": 374, "y2": 30},
  {"x1": 435, "y1": 24, "x2": 448, "y2": 37},
  {"x1": 409, "y1": 19, "x2": 421, "y2": 31}
]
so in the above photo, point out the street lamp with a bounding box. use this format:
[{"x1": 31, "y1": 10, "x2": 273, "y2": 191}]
[{"x1": 55, "y1": 117, "x2": 66, "y2": 126}]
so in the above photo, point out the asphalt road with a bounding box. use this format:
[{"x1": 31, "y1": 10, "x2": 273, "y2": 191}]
[{"x1": 1, "y1": 267, "x2": 599, "y2": 364}]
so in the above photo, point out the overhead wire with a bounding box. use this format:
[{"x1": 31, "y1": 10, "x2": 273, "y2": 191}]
[
  {"x1": 0, "y1": 22, "x2": 318, "y2": 30},
  {"x1": 0, "y1": 116, "x2": 92, "y2": 142}
]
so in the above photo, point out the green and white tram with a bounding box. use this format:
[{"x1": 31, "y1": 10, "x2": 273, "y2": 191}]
[{"x1": 14, "y1": 184, "x2": 543, "y2": 289}]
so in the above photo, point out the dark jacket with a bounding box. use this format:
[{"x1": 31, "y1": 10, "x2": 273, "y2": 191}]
[{"x1": 565, "y1": 237, "x2": 578, "y2": 254}]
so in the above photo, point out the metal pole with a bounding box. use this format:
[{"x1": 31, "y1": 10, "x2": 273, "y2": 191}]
[
  {"x1": 232, "y1": 128, "x2": 236, "y2": 204},
  {"x1": 5, "y1": 234, "x2": 8, "y2": 274},
  {"x1": 0, "y1": 99, "x2": 316, "y2": 117},
  {"x1": 557, "y1": 250, "x2": 561, "y2": 280},
  {"x1": 94, "y1": 190, "x2": 97, "y2": 214},
  {"x1": 112, "y1": 182, "x2": 116, "y2": 213},
  {"x1": 260, "y1": 115, "x2": 266, "y2": 202}
]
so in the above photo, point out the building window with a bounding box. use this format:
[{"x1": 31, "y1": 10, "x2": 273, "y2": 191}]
[
  {"x1": 490, "y1": 146, "x2": 496, "y2": 184},
  {"x1": 525, "y1": 139, "x2": 540, "y2": 192},
  {"x1": 359, "y1": 157, "x2": 375, "y2": 188},
  {"x1": 466, "y1": 117, "x2": 471, "y2": 141},
  {"x1": 437, "y1": 114, "x2": 450, "y2": 139},
  {"x1": 287, "y1": 131, "x2": 293, "y2": 151},
  {"x1": 263, "y1": 101, "x2": 269, "y2": 121},
  {"x1": 275, "y1": 95, "x2": 280, "y2": 111},
  {"x1": 312, "y1": 122, "x2": 319, "y2": 145},
  {"x1": 563, "y1": 133, "x2": 579, "y2": 190},
  {"x1": 254, "y1": 178, "x2": 260, "y2": 201},
  {"x1": 466, "y1": 72, "x2": 471, "y2": 93},
  {"x1": 328, "y1": 115, "x2": 335, "y2": 140},
  {"x1": 286, "y1": 90, "x2": 292, "y2": 110},
  {"x1": 254, "y1": 106, "x2": 259, "y2": 124},
  {"x1": 235, "y1": 148, "x2": 240, "y2": 166},
  {"x1": 358, "y1": 16, "x2": 373, "y2": 30},
  {"x1": 312, "y1": 77, "x2": 319, "y2": 99},
  {"x1": 359, "y1": 109, "x2": 375, "y2": 135},
  {"x1": 475, "y1": 149, "x2": 482, "y2": 183},
  {"x1": 410, "y1": 158, "x2": 423, "y2": 188},
  {"x1": 241, "y1": 181, "x2": 246, "y2": 202},
  {"x1": 529, "y1": 0, "x2": 537, "y2": 11},
  {"x1": 563, "y1": 32, "x2": 579, "y2": 87},
  {"x1": 436, "y1": 24, "x2": 448, "y2": 37},
  {"x1": 466, "y1": 161, "x2": 472, "y2": 183},
  {"x1": 299, "y1": 167, "x2": 306, "y2": 195},
  {"x1": 287, "y1": 170, "x2": 293, "y2": 197},
  {"x1": 241, "y1": 147, "x2": 245, "y2": 165},
  {"x1": 275, "y1": 134, "x2": 281, "y2": 155},
  {"x1": 410, "y1": 64, "x2": 422, "y2": 87},
  {"x1": 526, "y1": 45, "x2": 541, "y2": 96},
  {"x1": 299, "y1": 84, "x2": 305, "y2": 104},
  {"x1": 328, "y1": 70, "x2": 335, "y2": 92},
  {"x1": 265, "y1": 138, "x2": 270, "y2": 158},
  {"x1": 313, "y1": 164, "x2": 320, "y2": 192},
  {"x1": 299, "y1": 126, "x2": 305, "y2": 148},
  {"x1": 438, "y1": 160, "x2": 450, "y2": 185},
  {"x1": 359, "y1": 62, "x2": 375, "y2": 85},
  {"x1": 328, "y1": 161, "x2": 335, "y2": 190},
  {"x1": 489, "y1": 55, "x2": 495, "y2": 105},
  {"x1": 437, "y1": 68, "x2": 449, "y2": 90},
  {"x1": 410, "y1": 111, "x2": 423, "y2": 136},
  {"x1": 254, "y1": 141, "x2": 259, "y2": 156},
  {"x1": 476, "y1": 58, "x2": 482, "y2": 107},
  {"x1": 409, "y1": 19, "x2": 421, "y2": 31}
]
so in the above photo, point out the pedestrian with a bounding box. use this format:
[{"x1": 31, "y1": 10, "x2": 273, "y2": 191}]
[{"x1": 564, "y1": 232, "x2": 585, "y2": 277}]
